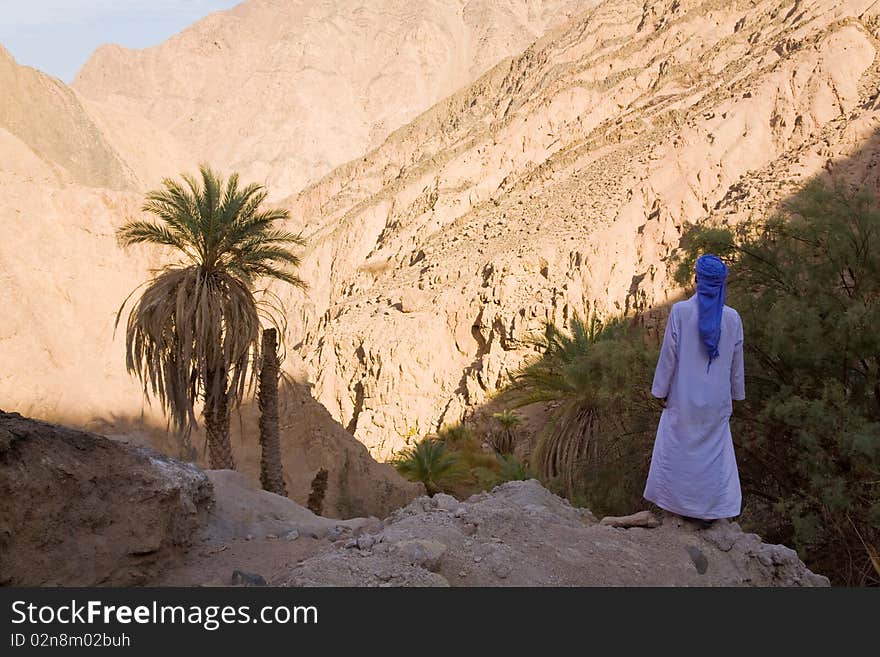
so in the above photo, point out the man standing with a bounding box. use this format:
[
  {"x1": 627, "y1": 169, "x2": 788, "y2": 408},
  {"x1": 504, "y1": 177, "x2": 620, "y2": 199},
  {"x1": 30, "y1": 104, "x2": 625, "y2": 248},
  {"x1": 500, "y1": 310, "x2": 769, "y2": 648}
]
[{"x1": 644, "y1": 254, "x2": 745, "y2": 521}]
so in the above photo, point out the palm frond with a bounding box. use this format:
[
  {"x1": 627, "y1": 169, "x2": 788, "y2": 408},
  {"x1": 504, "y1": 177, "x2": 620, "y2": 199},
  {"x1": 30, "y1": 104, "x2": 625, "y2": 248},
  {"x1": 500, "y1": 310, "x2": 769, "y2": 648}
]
[
  {"x1": 117, "y1": 220, "x2": 190, "y2": 252},
  {"x1": 392, "y1": 438, "x2": 463, "y2": 495},
  {"x1": 499, "y1": 312, "x2": 652, "y2": 496}
]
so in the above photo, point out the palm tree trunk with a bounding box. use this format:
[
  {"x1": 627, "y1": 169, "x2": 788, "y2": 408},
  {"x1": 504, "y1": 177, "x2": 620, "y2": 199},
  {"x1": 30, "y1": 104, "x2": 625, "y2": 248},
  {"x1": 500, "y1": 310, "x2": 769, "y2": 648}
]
[
  {"x1": 258, "y1": 328, "x2": 287, "y2": 496},
  {"x1": 205, "y1": 367, "x2": 235, "y2": 470}
]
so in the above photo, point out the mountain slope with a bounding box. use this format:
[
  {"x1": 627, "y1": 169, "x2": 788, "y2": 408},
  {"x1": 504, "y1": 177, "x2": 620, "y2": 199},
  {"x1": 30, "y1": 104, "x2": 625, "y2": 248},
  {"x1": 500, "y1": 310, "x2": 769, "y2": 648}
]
[
  {"x1": 277, "y1": 0, "x2": 880, "y2": 456},
  {"x1": 0, "y1": 45, "x2": 133, "y2": 189},
  {"x1": 73, "y1": 0, "x2": 585, "y2": 196},
  {"x1": 0, "y1": 45, "x2": 151, "y2": 427},
  {"x1": 0, "y1": 0, "x2": 580, "y2": 443},
  {"x1": 3, "y1": 0, "x2": 879, "y2": 465}
]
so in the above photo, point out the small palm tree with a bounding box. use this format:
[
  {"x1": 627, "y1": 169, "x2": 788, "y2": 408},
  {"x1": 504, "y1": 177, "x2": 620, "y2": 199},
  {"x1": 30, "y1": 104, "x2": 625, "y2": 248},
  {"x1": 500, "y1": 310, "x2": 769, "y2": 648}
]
[
  {"x1": 504, "y1": 313, "x2": 655, "y2": 498},
  {"x1": 490, "y1": 409, "x2": 521, "y2": 454},
  {"x1": 392, "y1": 438, "x2": 461, "y2": 496},
  {"x1": 116, "y1": 166, "x2": 305, "y2": 470},
  {"x1": 504, "y1": 314, "x2": 608, "y2": 495}
]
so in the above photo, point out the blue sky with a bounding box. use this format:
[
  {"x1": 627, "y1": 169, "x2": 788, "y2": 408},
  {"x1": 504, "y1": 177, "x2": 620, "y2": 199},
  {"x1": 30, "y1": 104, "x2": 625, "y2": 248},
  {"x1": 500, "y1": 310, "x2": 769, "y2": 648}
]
[{"x1": 0, "y1": 1, "x2": 243, "y2": 82}]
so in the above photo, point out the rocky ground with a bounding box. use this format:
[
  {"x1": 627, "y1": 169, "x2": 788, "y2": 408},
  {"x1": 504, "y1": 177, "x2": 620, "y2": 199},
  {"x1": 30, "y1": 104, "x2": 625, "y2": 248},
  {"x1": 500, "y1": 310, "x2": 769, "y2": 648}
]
[
  {"x1": 0, "y1": 412, "x2": 828, "y2": 587},
  {"x1": 151, "y1": 471, "x2": 382, "y2": 587},
  {"x1": 283, "y1": 481, "x2": 829, "y2": 587}
]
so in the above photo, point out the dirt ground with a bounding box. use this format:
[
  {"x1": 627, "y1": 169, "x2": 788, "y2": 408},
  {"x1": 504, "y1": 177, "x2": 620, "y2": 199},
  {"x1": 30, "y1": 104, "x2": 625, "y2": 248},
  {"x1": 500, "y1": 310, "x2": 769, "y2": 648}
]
[{"x1": 151, "y1": 536, "x2": 330, "y2": 586}]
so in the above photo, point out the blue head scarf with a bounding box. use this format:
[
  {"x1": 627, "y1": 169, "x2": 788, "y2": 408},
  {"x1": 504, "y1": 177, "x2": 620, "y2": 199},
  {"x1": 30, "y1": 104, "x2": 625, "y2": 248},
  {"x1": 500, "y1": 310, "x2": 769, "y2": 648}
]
[{"x1": 695, "y1": 254, "x2": 728, "y2": 370}]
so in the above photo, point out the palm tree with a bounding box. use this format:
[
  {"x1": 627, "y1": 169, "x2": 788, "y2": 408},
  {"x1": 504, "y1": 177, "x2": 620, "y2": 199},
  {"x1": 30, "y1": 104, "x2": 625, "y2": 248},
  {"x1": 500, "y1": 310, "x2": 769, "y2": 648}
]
[
  {"x1": 504, "y1": 313, "x2": 656, "y2": 498},
  {"x1": 392, "y1": 438, "x2": 461, "y2": 496},
  {"x1": 504, "y1": 314, "x2": 609, "y2": 496},
  {"x1": 490, "y1": 409, "x2": 521, "y2": 454},
  {"x1": 116, "y1": 166, "x2": 305, "y2": 470}
]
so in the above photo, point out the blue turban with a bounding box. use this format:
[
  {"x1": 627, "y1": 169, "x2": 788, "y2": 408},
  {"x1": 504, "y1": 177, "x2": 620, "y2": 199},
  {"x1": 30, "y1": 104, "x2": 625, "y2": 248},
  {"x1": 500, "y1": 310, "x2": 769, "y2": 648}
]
[{"x1": 695, "y1": 254, "x2": 728, "y2": 369}]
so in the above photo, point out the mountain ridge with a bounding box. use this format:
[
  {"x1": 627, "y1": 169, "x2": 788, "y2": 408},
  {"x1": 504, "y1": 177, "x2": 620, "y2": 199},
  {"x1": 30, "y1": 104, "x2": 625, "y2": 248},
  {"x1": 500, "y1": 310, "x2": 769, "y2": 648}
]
[{"x1": 72, "y1": 0, "x2": 586, "y2": 197}]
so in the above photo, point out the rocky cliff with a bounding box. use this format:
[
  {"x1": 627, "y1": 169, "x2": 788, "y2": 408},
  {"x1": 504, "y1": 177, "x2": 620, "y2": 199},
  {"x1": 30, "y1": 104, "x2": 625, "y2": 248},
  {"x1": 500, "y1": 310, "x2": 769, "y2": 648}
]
[
  {"x1": 0, "y1": 411, "x2": 212, "y2": 586},
  {"x1": 278, "y1": 0, "x2": 880, "y2": 456}
]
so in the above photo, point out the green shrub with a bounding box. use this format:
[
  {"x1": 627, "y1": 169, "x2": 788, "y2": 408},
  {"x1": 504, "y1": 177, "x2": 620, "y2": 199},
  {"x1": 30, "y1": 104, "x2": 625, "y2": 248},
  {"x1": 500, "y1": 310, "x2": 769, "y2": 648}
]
[
  {"x1": 391, "y1": 438, "x2": 463, "y2": 496},
  {"x1": 675, "y1": 181, "x2": 880, "y2": 585},
  {"x1": 436, "y1": 423, "x2": 475, "y2": 449}
]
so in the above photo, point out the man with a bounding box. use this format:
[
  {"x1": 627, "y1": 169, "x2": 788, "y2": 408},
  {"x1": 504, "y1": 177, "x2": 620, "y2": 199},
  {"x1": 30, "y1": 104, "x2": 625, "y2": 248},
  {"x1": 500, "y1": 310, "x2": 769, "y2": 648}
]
[{"x1": 644, "y1": 254, "x2": 745, "y2": 521}]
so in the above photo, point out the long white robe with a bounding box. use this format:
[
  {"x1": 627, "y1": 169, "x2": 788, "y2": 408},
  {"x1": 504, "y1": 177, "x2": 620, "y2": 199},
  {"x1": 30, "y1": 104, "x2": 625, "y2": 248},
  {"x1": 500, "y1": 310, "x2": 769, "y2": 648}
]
[{"x1": 643, "y1": 295, "x2": 745, "y2": 520}]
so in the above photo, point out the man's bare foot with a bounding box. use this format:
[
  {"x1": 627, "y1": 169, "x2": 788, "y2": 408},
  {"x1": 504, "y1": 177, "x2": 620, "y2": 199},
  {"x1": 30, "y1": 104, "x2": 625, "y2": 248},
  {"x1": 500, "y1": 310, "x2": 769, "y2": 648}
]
[{"x1": 599, "y1": 510, "x2": 661, "y2": 529}]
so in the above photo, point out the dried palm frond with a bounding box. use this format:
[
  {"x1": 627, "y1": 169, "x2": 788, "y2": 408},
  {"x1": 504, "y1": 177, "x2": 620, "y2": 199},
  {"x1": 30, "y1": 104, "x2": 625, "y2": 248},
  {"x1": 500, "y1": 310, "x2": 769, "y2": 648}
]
[{"x1": 119, "y1": 265, "x2": 260, "y2": 436}]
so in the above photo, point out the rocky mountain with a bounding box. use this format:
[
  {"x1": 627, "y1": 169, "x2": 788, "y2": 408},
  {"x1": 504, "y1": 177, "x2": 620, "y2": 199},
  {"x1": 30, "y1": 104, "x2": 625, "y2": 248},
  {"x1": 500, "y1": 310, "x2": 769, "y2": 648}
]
[
  {"x1": 0, "y1": 1, "x2": 581, "y2": 477},
  {"x1": 73, "y1": 0, "x2": 584, "y2": 196},
  {"x1": 0, "y1": 44, "x2": 134, "y2": 190},
  {"x1": 0, "y1": 45, "x2": 151, "y2": 431},
  {"x1": 278, "y1": 0, "x2": 880, "y2": 456},
  {"x1": 2, "y1": 0, "x2": 879, "y2": 466}
]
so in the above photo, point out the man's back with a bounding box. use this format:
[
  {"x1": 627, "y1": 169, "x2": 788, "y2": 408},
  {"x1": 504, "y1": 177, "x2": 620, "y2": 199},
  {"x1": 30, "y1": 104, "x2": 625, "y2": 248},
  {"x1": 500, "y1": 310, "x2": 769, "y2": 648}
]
[
  {"x1": 645, "y1": 292, "x2": 745, "y2": 520},
  {"x1": 655, "y1": 296, "x2": 745, "y2": 422}
]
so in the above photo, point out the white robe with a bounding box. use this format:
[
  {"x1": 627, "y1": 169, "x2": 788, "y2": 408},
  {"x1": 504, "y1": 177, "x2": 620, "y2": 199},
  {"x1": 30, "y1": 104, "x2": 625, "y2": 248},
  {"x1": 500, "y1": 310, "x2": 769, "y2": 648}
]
[{"x1": 643, "y1": 295, "x2": 745, "y2": 520}]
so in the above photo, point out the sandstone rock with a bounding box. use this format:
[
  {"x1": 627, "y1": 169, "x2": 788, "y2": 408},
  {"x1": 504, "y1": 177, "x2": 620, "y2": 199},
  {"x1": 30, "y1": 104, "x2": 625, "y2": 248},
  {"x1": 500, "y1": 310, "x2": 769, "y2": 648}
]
[
  {"x1": 326, "y1": 526, "x2": 349, "y2": 541},
  {"x1": 433, "y1": 493, "x2": 461, "y2": 512},
  {"x1": 203, "y1": 470, "x2": 379, "y2": 542},
  {"x1": 357, "y1": 534, "x2": 377, "y2": 550},
  {"x1": 395, "y1": 539, "x2": 447, "y2": 572},
  {"x1": 685, "y1": 546, "x2": 709, "y2": 575},
  {"x1": 0, "y1": 411, "x2": 212, "y2": 586}
]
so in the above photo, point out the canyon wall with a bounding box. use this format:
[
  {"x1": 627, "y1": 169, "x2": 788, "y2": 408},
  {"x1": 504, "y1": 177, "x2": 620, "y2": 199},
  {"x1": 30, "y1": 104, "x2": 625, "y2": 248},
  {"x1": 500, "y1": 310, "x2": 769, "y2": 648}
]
[{"x1": 279, "y1": 0, "x2": 880, "y2": 456}]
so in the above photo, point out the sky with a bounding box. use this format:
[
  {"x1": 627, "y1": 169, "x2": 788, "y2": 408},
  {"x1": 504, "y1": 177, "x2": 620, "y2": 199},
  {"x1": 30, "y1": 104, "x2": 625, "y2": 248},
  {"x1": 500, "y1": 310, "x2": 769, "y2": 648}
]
[{"x1": 0, "y1": 0, "x2": 243, "y2": 82}]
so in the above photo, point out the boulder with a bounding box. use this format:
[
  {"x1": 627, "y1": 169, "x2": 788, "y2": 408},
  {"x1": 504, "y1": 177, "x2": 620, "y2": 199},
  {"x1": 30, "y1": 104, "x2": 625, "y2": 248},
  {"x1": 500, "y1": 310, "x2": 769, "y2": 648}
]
[{"x1": 0, "y1": 411, "x2": 212, "y2": 586}]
